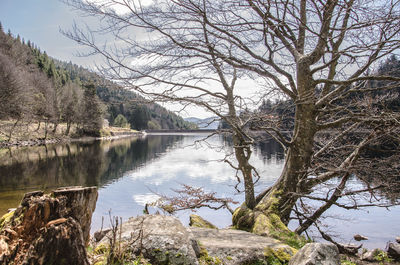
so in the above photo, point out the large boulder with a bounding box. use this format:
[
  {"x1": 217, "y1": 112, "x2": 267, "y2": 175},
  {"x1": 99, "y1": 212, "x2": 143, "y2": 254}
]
[
  {"x1": 288, "y1": 243, "x2": 340, "y2": 265},
  {"x1": 0, "y1": 186, "x2": 97, "y2": 265},
  {"x1": 101, "y1": 214, "x2": 199, "y2": 265},
  {"x1": 190, "y1": 227, "x2": 297, "y2": 265},
  {"x1": 387, "y1": 242, "x2": 400, "y2": 261}
]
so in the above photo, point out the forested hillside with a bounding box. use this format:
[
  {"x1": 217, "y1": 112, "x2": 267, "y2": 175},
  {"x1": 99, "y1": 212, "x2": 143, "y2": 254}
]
[
  {"x1": 0, "y1": 24, "x2": 194, "y2": 140},
  {"x1": 255, "y1": 55, "x2": 400, "y2": 128},
  {"x1": 53, "y1": 59, "x2": 196, "y2": 131}
]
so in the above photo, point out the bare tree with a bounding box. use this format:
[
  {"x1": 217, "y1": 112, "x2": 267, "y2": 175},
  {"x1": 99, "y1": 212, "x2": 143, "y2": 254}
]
[
  {"x1": 60, "y1": 81, "x2": 83, "y2": 135},
  {"x1": 63, "y1": 0, "x2": 400, "y2": 240}
]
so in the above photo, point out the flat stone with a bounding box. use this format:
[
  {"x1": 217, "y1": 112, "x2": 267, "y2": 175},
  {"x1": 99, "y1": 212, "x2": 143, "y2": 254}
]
[
  {"x1": 102, "y1": 215, "x2": 199, "y2": 265},
  {"x1": 288, "y1": 243, "x2": 340, "y2": 265},
  {"x1": 190, "y1": 227, "x2": 296, "y2": 265}
]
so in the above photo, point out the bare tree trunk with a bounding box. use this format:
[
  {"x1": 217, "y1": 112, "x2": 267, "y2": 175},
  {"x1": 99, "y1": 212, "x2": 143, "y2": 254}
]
[
  {"x1": 36, "y1": 121, "x2": 41, "y2": 132},
  {"x1": 233, "y1": 134, "x2": 256, "y2": 209},
  {"x1": 66, "y1": 121, "x2": 71, "y2": 135},
  {"x1": 44, "y1": 120, "x2": 48, "y2": 139},
  {"x1": 52, "y1": 122, "x2": 58, "y2": 133},
  {"x1": 234, "y1": 64, "x2": 317, "y2": 235},
  {"x1": 7, "y1": 118, "x2": 20, "y2": 141}
]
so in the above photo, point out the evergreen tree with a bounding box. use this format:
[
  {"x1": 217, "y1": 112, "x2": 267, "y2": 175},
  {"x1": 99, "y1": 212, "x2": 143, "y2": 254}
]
[{"x1": 79, "y1": 82, "x2": 103, "y2": 136}]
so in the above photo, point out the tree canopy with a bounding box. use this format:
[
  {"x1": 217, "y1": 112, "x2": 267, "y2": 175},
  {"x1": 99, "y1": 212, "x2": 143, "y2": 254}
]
[{"x1": 63, "y1": 0, "x2": 400, "y2": 245}]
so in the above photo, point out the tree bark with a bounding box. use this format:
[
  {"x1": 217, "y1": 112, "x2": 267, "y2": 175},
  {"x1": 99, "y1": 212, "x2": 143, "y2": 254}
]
[
  {"x1": 0, "y1": 186, "x2": 98, "y2": 265},
  {"x1": 66, "y1": 121, "x2": 71, "y2": 135},
  {"x1": 233, "y1": 60, "x2": 317, "y2": 235},
  {"x1": 7, "y1": 118, "x2": 19, "y2": 141},
  {"x1": 233, "y1": 134, "x2": 256, "y2": 209}
]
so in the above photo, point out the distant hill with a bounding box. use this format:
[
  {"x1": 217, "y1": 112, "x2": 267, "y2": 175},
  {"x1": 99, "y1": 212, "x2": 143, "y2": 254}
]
[
  {"x1": 184, "y1": 117, "x2": 219, "y2": 130},
  {"x1": 0, "y1": 24, "x2": 195, "y2": 138},
  {"x1": 53, "y1": 59, "x2": 197, "y2": 131}
]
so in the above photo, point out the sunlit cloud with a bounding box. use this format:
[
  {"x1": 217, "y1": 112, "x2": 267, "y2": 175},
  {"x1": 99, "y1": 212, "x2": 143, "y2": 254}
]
[{"x1": 85, "y1": 0, "x2": 154, "y2": 15}]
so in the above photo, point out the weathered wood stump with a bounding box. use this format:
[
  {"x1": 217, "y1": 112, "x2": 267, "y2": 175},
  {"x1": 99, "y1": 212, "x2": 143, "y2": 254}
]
[{"x1": 0, "y1": 186, "x2": 97, "y2": 265}]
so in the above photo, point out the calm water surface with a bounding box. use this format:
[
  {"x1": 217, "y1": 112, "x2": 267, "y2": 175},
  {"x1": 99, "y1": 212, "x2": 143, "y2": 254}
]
[{"x1": 0, "y1": 134, "x2": 398, "y2": 248}]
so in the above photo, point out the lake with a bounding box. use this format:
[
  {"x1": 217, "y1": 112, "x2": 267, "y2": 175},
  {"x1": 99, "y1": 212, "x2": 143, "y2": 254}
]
[{"x1": 0, "y1": 133, "x2": 398, "y2": 249}]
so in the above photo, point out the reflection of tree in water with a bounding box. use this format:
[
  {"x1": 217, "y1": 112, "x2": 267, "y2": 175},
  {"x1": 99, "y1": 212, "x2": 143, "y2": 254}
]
[
  {"x1": 255, "y1": 139, "x2": 284, "y2": 162},
  {"x1": 99, "y1": 135, "x2": 184, "y2": 185},
  {"x1": 0, "y1": 135, "x2": 184, "y2": 192},
  {"x1": 221, "y1": 135, "x2": 284, "y2": 162}
]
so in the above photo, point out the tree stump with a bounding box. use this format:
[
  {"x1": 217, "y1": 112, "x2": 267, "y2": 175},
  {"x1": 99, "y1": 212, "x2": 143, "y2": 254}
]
[{"x1": 0, "y1": 186, "x2": 97, "y2": 265}]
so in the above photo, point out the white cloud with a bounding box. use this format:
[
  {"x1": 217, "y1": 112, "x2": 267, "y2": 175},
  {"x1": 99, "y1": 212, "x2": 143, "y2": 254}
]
[{"x1": 85, "y1": 0, "x2": 154, "y2": 15}]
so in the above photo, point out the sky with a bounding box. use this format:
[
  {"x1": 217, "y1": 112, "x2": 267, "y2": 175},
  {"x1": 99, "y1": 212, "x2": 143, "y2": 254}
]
[
  {"x1": 0, "y1": 0, "x2": 215, "y2": 117},
  {"x1": 0, "y1": 0, "x2": 97, "y2": 67},
  {"x1": 0, "y1": 0, "x2": 261, "y2": 119}
]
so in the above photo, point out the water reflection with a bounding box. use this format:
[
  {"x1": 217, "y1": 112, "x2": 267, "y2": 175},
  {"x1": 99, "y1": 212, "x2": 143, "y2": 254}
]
[
  {"x1": 0, "y1": 134, "x2": 398, "y2": 249},
  {"x1": 0, "y1": 135, "x2": 183, "y2": 213},
  {"x1": 91, "y1": 134, "x2": 284, "y2": 231}
]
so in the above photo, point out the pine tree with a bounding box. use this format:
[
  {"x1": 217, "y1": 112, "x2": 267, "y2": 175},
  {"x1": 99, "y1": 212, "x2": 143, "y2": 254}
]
[{"x1": 79, "y1": 82, "x2": 103, "y2": 136}]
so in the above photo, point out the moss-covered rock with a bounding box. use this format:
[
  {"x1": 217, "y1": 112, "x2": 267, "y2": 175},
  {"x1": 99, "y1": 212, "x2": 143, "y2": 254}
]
[
  {"x1": 233, "y1": 187, "x2": 308, "y2": 251},
  {"x1": 189, "y1": 215, "x2": 217, "y2": 229},
  {"x1": 191, "y1": 226, "x2": 297, "y2": 265},
  {"x1": 264, "y1": 246, "x2": 297, "y2": 264},
  {"x1": 252, "y1": 212, "x2": 308, "y2": 249},
  {"x1": 232, "y1": 205, "x2": 254, "y2": 231}
]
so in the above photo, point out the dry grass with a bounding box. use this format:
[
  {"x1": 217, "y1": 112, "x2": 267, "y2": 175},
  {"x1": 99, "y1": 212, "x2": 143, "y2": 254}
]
[{"x1": 0, "y1": 119, "x2": 76, "y2": 142}]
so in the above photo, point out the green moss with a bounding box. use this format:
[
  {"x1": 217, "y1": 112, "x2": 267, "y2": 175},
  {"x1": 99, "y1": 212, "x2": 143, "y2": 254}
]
[
  {"x1": 252, "y1": 212, "x2": 308, "y2": 249},
  {"x1": 374, "y1": 250, "x2": 393, "y2": 264},
  {"x1": 252, "y1": 213, "x2": 270, "y2": 235},
  {"x1": 232, "y1": 206, "x2": 254, "y2": 231},
  {"x1": 199, "y1": 247, "x2": 222, "y2": 265},
  {"x1": 189, "y1": 214, "x2": 217, "y2": 229},
  {"x1": 265, "y1": 256, "x2": 284, "y2": 265},
  {"x1": 264, "y1": 246, "x2": 297, "y2": 265},
  {"x1": 255, "y1": 188, "x2": 283, "y2": 213},
  {"x1": 340, "y1": 260, "x2": 356, "y2": 265},
  {"x1": 0, "y1": 210, "x2": 15, "y2": 229},
  {"x1": 252, "y1": 213, "x2": 289, "y2": 235},
  {"x1": 94, "y1": 243, "x2": 109, "y2": 255}
]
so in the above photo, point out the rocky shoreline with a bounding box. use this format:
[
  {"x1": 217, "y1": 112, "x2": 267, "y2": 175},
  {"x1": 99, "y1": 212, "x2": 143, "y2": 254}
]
[
  {"x1": 0, "y1": 131, "x2": 143, "y2": 149},
  {"x1": 1, "y1": 187, "x2": 399, "y2": 265}
]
